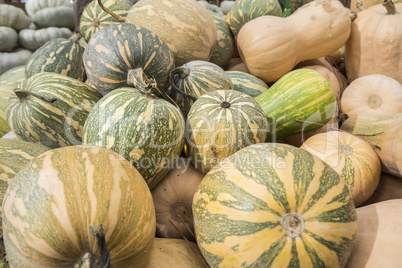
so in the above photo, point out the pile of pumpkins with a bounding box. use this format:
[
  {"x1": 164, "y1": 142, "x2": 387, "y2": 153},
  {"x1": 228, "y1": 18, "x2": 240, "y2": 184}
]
[{"x1": 0, "y1": 0, "x2": 401, "y2": 267}]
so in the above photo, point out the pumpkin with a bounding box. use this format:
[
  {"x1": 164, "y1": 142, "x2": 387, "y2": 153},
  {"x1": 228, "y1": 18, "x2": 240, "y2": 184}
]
[
  {"x1": 226, "y1": 71, "x2": 269, "y2": 97},
  {"x1": 302, "y1": 65, "x2": 341, "y2": 102},
  {"x1": 0, "y1": 27, "x2": 17, "y2": 52},
  {"x1": 349, "y1": 0, "x2": 401, "y2": 12},
  {"x1": 208, "y1": 10, "x2": 234, "y2": 69},
  {"x1": 82, "y1": 86, "x2": 185, "y2": 189},
  {"x1": 18, "y1": 27, "x2": 73, "y2": 51},
  {"x1": 0, "y1": 49, "x2": 32, "y2": 75},
  {"x1": 341, "y1": 113, "x2": 402, "y2": 178},
  {"x1": 0, "y1": 85, "x2": 13, "y2": 137},
  {"x1": 301, "y1": 131, "x2": 381, "y2": 206},
  {"x1": 0, "y1": 65, "x2": 25, "y2": 87},
  {"x1": 25, "y1": 35, "x2": 86, "y2": 81},
  {"x1": 122, "y1": 0, "x2": 217, "y2": 66},
  {"x1": 152, "y1": 158, "x2": 204, "y2": 242},
  {"x1": 80, "y1": 0, "x2": 131, "y2": 42},
  {"x1": 345, "y1": 0, "x2": 402, "y2": 83},
  {"x1": 193, "y1": 143, "x2": 357, "y2": 267},
  {"x1": 25, "y1": 0, "x2": 73, "y2": 16},
  {"x1": 254, "y1": 69, "x2": 336, "y2": 141},
  {"x1": 83, "y1": 23, "x2": 174, "y2": 96},
  {"x1": 345, "y1": 199, "x2": 402, "y2": 268},
  {"x1": 237, "y1": 0, "x2": 351, "y2": 83},
  {"x1": 6, "y1": 72, "x2": 102, "y2": 149},
  {"x1": 341, "y1": 74, "x2": 402, "y2": 117},
  {"x1": 228, "y1": 0, "x2": 282, "y2": 36},
  {"x1": 2, "y1": 145, "x2": 156, "y2": 267},
  {"x1": 220, "y1": 0, "x2": 235, "y2": 14},
  {"x1": 363, "y1": 172, "x2": 402, "y2": 206},
  {"x1": 0, "y1": 4, "x2": 31, "y2": 31},
  {"x1": 225, "y1": 57, "x2": 249, "y2": 73},
  {"x1": 0, "y1": 138, "x2": 50, "y2": 235},
  {"x1": 186, "y1": 89, "x2": 267, "y2": 173},
  {"x1": 170, "y1": 61, "x2": 234, "y2": 118},
  {"x1": 31, "y1": 6, "x2": 75, "y2": 30}
]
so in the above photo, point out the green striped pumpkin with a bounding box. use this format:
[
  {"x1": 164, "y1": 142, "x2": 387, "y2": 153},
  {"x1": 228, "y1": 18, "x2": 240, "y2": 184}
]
[
  {"x1": 82, "y1": 87, "x2": 185, "y2": 189},
  {"x1": 2, "y1": 145, "x2": 156, "y2": 267},
  {"x1": 229, "y1": 0, "x2": 282, "y2": 36},
  {"x1": 0, "y1": 65, "x2": 25, "y2": 87},
  {"x1": 0, "y1": 84, "x2": 13, "y2": 137},
  {"x1": 6, "y1": 72, "x2": 102, "y2": 148},
  {"x1": 193, "y1": 143, "x2": 357, "y2": 267},
  {"x1": 25, "y1": 35, "x2": 86, "y2": 81},
  {"x1": 125, "y1": 0, "x2": 217, "y2": 66},
  {"x1": 254, "y1": 69, "x2": 336, "y2": 141},
  {"x1": 171, "y1": 61, "x2": 234, "y2": 117},
  {"x1": 226, "y1": 70, "x2": 269, "y2": 97},
  {"x1": 186, "y1": 89, "x2": 267, "y2": 173},
  {"x1": 0, "y1": 138, "x2": 50, "y2": 236},
  {"x1": 80, "y1": 0, "x2": 131, "y2": 42},
  {"x1": 208, "y1": 10, "x2": 234, "y2": 69},
  {"x1": 83, "y1": 23, "x2": 174, "y2": 96}
]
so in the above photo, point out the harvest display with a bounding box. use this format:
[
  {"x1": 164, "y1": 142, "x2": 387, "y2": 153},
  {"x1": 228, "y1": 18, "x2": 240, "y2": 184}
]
[{"x1": 0, "y1": 0, "x2": 401, "y2": 267}]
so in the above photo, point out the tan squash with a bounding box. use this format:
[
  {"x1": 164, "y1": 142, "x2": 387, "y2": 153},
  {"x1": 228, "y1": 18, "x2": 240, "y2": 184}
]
[
  {"x1": 151, "y1": 158, "x2": 204, "y2": 242},
  {"x1": 341, "y1": 113, "x2": 402, "y2": 178},
  {"x1": 345, "y1": 0, "x2": 402, "y2": 83},
  {"x1": 349, "y1": 0, "x2": 401, "y2": 12},
  {"x1": 326, "y1": 47, "x2": 344, "y2": 65},
  {"x1": 301, "y1": 131, "x2": 381, "y2": 206},
  {"x1": 346, "y1": 199, "x2": 402, "y2": 268},
  {"x1": 236, "y1": 0, "x2": 351, "y2": 83},
  {"x1": 341, "y1": 74, "x2": 402, "y2": 116},
  {"x1": 363, "y1": 172, "x2": 402, "y2": 206}
]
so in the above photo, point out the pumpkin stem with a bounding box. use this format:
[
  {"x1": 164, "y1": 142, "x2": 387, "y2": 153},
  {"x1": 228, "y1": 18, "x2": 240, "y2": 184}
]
[
  {"x1": 97, "y1": 0, "x2": 126, "y2": 22},
  {"x1": 169, "y1": 69, "x2": 198, "y2": 102},
  {"x1": 349, "y1": 11, "x2": 358, "y2": 21},
  {"x1": 13, "y1": 89, "x2": 57, "y2": 103},
  {"x1": 356, "y1": 2, "x2": 365, "y2": 11},
  {"x1": 383, "y1": 0, "x2": 397, "y2": 14}
]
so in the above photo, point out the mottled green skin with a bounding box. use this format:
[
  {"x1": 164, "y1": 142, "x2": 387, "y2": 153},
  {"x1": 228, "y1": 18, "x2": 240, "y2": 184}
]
[
  {"x1": 25, "y1": 36, "x2": 86, "y2": 81},
  {"x1": 254, "y1": 69, "x2": 336, "y2": 141},
  {"x1": 82, "y1": 87, "x2": 185, "y2": 189},
  {"x1": 226, "y1": 71, "x2": 269, "y2": 97},
  {"x1": 0, "y1": 138, "x2": 50, "y2": 236},
  {"x1": 6, "y1": 72, "x2": 102, "y2": 148},
  {"x1": 83, "y1": 23, "x2": 175, "y2": 96},
  {"x1": 2, "y1": 146, "x2": 155, "y2": 267},
  {"x1": 0, "y1": 85, "x2": 13, "y2": 137},
  {"x1": 208, "y1": 11, "x2": 234, "y2": 69},
  {"x1": 229, "y1": 0, "x2": 282, "y2": 36},
  {"x1": 171, "y1": 61, "x2": 234, "y2": 118},
  {"x1": 193, "y1": 143, "x2": 357, "y2": 267},
  {"x1": 80, "y1": 0, "x2": 131, "y2": 42},
  {"x1": 0, "y1": 65, "x2": 25, "y2": 87}
]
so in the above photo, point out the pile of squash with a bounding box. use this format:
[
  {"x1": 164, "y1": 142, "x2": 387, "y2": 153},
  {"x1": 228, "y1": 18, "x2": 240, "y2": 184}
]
[{"x1": 0, "y1": 0, "x2": 401, "y2": 266}]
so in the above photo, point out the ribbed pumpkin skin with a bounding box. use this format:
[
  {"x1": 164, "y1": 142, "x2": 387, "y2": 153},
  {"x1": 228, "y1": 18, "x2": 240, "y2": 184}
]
[
  {"x1": 193, "y1": 143, "x2": 357, "y2": 267},
  {"x1": 226, "y1": 70, "x2": 268, "y2": 97},
  {"x1": 25, "y1": 36, "x2": 86, "y2": 81},
  {"x1": 301, "y1": 131, "x2": 381, "y2": 207},
  {"x1": 6, "y1": 73, "x2": 102, "y2": 148},
  {"x1": 171, "y1": 61, "x2": 234, "y2": 117},
  {"x1": 84, "y1": 23, "x2": 174, "y2": 96},
  {"x1": 80, "y1": 0, "x2": 131, "y2": 42},
  {"x1": 229, "y1": 0, "x2": 282, "y2": 36},
  {"x1": 0, "y1": 139, "x2": 50, "y2": 236},
  {"x1": 0, "y1": 65, "x2": 25, "y2": 87},
  {"x1": 186, "y1": 90, "x2": 267, "y2": 173},
  {"x1": 2, "y1": 146, "x2": 156, "y2": 267},
  {"x1": 0, "y1": 85, "x2": 13, "y2": 137},
  {"x1": 125, "y1": 0, "x2": 217, "y2": 66},
  {"x1": 82, "y1": 88, "x2": 185, "y2": 189},
  {"x1": 254, "y1": 69, "x2": 336, "y2": 141}
]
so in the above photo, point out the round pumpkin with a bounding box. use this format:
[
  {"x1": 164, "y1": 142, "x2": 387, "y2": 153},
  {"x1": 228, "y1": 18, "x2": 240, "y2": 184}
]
[
  {"x1": 2, "y1": 145, "x2": 156, "y2": 267},
  {"x1": 18, "y1": 27, "x2": 73, "y2": 51},
  {"x1": 363, "y1": 172, "x2": 402, "y2": 206},
  {"x1": 0, "y1": 65, "x2": 25, "y2": 87},
  {"x1": 226, "y1": 70, "x2": 269, "y2": 97},
  {"x1": 31, "y1": 6, "x2": 75, "y2": 30},
  {"x1": 0, "y1": 26, "x2": 17, "y2": 52},
  {"x1": 193, "y1": 143, "x2": 357, "y2": 267},
  {"x1": 0, "y1": 49, "x2": 32, "y2": 75},
  {"x1": 0, "y1": 4, "x2": 31, "y2": 31}
]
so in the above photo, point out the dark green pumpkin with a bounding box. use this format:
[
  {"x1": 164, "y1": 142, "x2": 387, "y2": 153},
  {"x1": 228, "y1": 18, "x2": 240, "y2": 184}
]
[{"x1": 83, "y1": 23, "x2": 175, "y2": 96}]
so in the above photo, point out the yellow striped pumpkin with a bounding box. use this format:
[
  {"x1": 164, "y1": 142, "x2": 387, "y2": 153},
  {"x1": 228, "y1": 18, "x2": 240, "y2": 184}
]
[
  {"x1": 2, "y1": 146, "x2": 156, "y2": 267},
  {"x1": 193, "y1": 143, "x2": 357, "y2": 267}
]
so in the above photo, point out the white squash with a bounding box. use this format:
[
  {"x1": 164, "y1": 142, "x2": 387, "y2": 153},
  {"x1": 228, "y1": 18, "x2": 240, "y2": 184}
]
[
  {"x1": 0, "y1": 27, "x2": 18, "y2": 52},
  {"x1": 25, "y1": 0, "x2": 73, "y2": 16},
  {"x1": 32, "y1": 6, "x2": 75, "y2": 30},
  {"x1": 0, "y1": 49, "x2": 33, "y2": 75},
  {"x1": 18, "y1": 27, "x2": 73, "y2": 51},
  {"x1": 0, "y1": 4, "x2": 31, "y2": 31}
]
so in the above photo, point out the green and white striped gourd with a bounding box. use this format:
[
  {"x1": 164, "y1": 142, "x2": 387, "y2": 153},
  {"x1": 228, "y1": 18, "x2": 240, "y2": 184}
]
[
  {"x1": 84, "y1": 23, "x2": 174, "y2": 96},
  {"x1": 171, "y1": 61, "x2": 234, "y2": 118},
  {"x1": 25, "y1": 35, "x2": 86, "y2": 81},
  {"x1": 186, "y1": 89, "x2": 267, "y2": 173},
  {"x1": 6, "y1": 72, "x2": 102, "y2": 148},
  {"x1": 80, "y1": 0, "x2": 131, "y2": 42},
  {"x1": 0, "y1": 65, "x2": 25, "y2": 87},
  {"x1": 82, "y1": 87, "x2": 185, "y2": 189},
  {"x1": 2, "y1": 146, "x2": 156, "y2": 267},
  {"x1": 193, "y1": 143, "x2": 357, "y2": 267},
  {"x1": 0, "y1": 84, "x2": 13, "y2": 137},
  {"x1": 254, "y1": 69, "x2": 336, "y2": 141},
  {"x1": 226, "y1": 70, "x2": 269, "y2": 97},
  {"x1": 0, "y1": 138, "x2": 50, "y2": 236}
]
